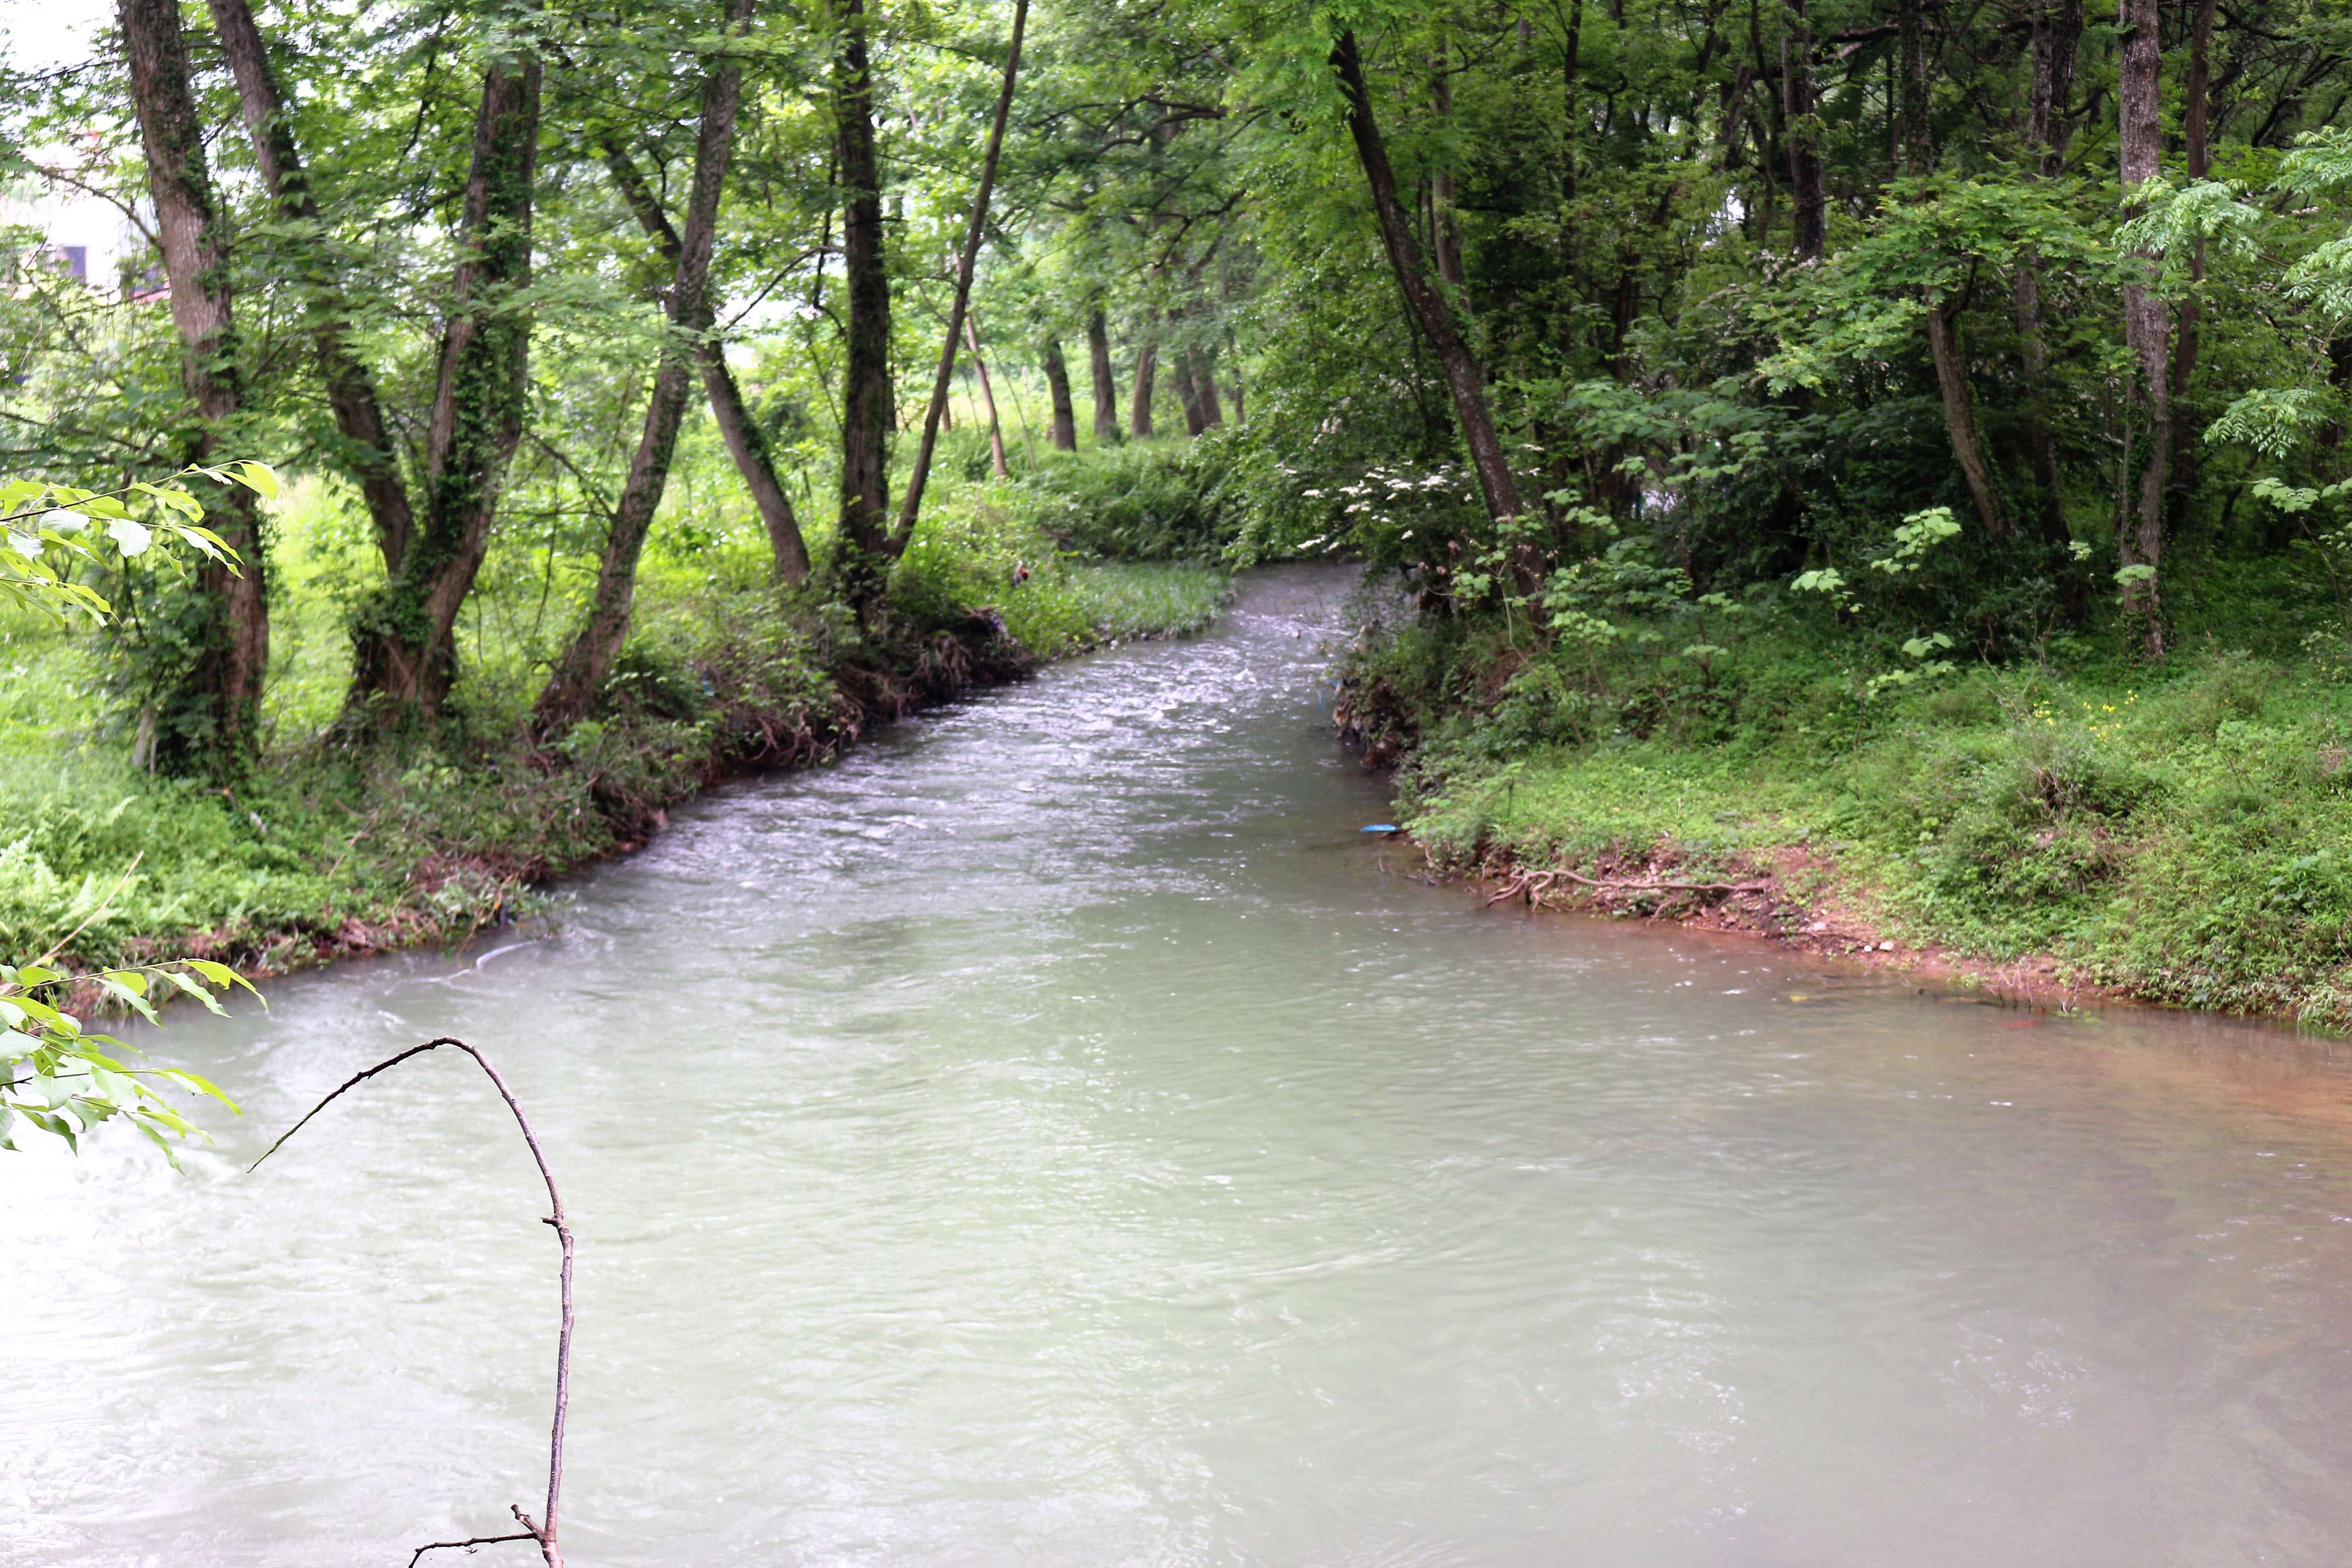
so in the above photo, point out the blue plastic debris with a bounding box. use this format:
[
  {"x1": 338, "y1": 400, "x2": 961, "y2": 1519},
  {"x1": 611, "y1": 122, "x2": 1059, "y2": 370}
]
[{"x1": 1360, "y1": 824, "x2": 1401, "y2": 833}]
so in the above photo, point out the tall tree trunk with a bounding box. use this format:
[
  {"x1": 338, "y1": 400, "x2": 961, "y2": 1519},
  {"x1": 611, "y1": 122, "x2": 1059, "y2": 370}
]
[
  {"x1": 1187, "y1": 344, "x2": 1224, "y2": 428},
  {"x1": 1172, "y1": 347, "x2": 1207, "y2": 435},
  {"x1": 893, "y1": 0, "x2": 1028, "y2": 543},
  {"x1": 1039, "y1": 336, "x2": 1077, "y2": 449},
  {"x1": 349, "y1": 49, "x2": 540, "y2": 716},
  {"x1": 1781, "y1": 0, "x2": 1824, "y2": 261},
  {"x1": 1129, "y1": 331, "x2": 1158, "y2": 438},
  {"x1": 1556, "y1": 0, "x2": 1584, "y2": 366},
  {"x1": 1897, "y1": 0, "x2": 2003, "y2": 537},
  {"x1": 2167, "y1": 0, "x2": 2219, "y2": 537},
  {"x1": 1086, "y1": 308, "x2": 1119, "y2": 442},
  {"x1": 1330, "y1": 30, "x2": 1529, "y2": 586},
  {"x1": 2016, "y1": 0, "x2": 2084, "y2": 606},
  {"x1": 535, "y1": 0, "x2": 750, "y2": 735},
  {"x1": 831, "y1": 0, "x2": 894, "y2": 611},
  {"x1": 1430, "y1": 39, "x2": 1467, "y2": 292},
  {"x1": 964, "y1": 316, "x2": 1009, "y2": 479},
  {"x1": 2118, "y1": 0, "x2": 2169, "y2": 655},
  {"x1": 207, "y1": 0, "x2": 413, "y2": 575},
  {"x1": 600, "y1": 140, "x2": 810, "y2": 584},
  {"x1": 1897, "y1": 0, "x2": 1931, "y2": 173},
  {"x1": 119, "y1": 0, "x2": 267, "y2": 769}
]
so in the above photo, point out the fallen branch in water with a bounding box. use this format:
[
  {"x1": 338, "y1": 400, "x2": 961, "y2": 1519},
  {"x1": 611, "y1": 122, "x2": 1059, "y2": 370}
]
[
  {"x1": 252, "y1": 1038, "x2": 573, "y2": 1568},
  {"x1": 1485, "y1": 866, "x2": 1773, "y2": 907}
]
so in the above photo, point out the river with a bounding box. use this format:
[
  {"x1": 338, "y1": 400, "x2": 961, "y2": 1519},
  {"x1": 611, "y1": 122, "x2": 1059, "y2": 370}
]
[{"x1": 8, "y1": 564, "x2": 2352, "y2": 1566}]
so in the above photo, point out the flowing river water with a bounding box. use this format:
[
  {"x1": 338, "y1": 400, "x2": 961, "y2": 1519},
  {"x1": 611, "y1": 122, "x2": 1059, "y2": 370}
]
[{"x1": 10, "y1": 564, "x2": 2352, "y2": 1566}]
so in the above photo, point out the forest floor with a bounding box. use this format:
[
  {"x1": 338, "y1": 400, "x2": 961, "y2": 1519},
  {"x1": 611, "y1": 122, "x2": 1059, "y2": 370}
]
[
  {"x1": 0, "y1": 473, "x2": 1228, "y2": 983},
  {"x1": 1343, "y1": 568, "x2": 2352, "y2": 1032}
]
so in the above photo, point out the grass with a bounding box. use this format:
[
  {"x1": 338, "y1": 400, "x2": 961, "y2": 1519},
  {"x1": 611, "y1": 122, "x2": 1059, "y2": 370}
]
[{"x1": 1354, "y1": 591, "x2": 2352, "y2": 1030}]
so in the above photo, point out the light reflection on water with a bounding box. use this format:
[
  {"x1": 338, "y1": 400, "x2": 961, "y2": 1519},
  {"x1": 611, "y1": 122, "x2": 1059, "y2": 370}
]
[{"x1": 7, "y1": 564, "x2": 2352, "y2": 1566}]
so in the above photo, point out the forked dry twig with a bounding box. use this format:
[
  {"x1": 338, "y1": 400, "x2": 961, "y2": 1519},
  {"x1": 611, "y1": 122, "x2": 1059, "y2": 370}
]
[{"x1": 253, "y1": 1039, "x2": 573, "y2": 1568}]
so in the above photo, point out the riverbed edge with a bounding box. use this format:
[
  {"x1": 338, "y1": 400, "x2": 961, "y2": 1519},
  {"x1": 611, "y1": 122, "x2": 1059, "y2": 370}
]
[
  {"x1": 1442, "y1": 835, "x2": 2242, "y2": 1025},
  {"x1": 87, "y1": 595, "x2": 1229, "y2": 997}
]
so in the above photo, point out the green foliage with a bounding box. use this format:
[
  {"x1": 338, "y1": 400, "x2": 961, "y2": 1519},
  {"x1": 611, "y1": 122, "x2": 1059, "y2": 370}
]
[
  {"x1": 0, "y1": 462, "x2": 269, "y2": 1161},
  {"x1": 0, "y1": 951, "x2": 249, "y2": 1164}
]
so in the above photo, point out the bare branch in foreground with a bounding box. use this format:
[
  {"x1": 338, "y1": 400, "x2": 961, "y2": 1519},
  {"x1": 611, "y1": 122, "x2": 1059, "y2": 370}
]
[
  {"x1": 253, "y1": 1037, "x2": 574, "y2": 1568},
  {"x1": 407, "y1": 1530, "x2": 537, "y2": 1567}
]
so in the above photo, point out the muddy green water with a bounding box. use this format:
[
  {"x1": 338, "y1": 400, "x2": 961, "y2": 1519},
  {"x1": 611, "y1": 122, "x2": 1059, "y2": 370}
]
[{"x1": 9, "y1": 566, "x2": 2352, "y2": 1566}]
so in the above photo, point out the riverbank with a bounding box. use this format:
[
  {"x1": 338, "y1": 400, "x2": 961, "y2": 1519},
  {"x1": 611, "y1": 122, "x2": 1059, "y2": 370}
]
[
  {"x1": 1342, "y1": 603, "x2": 2352, "y2": 1032},
  {"x1": 0, "y1": 492, "x2": 1227, "y2": 981}
]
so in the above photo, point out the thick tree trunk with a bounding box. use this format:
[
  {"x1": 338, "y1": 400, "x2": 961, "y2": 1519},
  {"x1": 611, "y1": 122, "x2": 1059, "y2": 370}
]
[
  {"x1": 893, "y1": 0, "x2": 1027, "y2": 544},
  {"x1": 1187, "y1": 344, "x2": 1224, "y2": 429},
  {"x1": 1331, "y1": 30, "x2": 1527, "y2": 584},
  {"x1": 119, "y1": 0, "x2": 268, "y2": 769},
  {"x1": 1039, "y1": 337, "x2": 1077, "y2": 450},
  {"x1": 1781, "y1": 0, "x2": 1824, "y2": 261},
  {"x1": 1086, "y1": 309, "x2": 1119, "y2": 442},
  {"x1": 535, "y1": 0, "x2": 751, "y2": 735},
  {"x1": 207, "y1": 0, "x2": 413, "y2": 576},
  {"x1": 349, "y1": 51, "x2": 540, "y2": 716},
  {"x1": 2118, "y1": 0, "x2": 2169, "y2": 656},
  {"x1": 964, "y1": 317, "x2": 1010, "y2": 479},
  {"x1": 831, "y1": 0, "x2": 895, "y2": 611},
  {"x1": 1897, "y1": 0, "x2": 1931, "y2": 174},
  {"x1": 1172, "y1": 349, "x2": 1206, "y2": 436},
  {"x1": 601, "y1": 142, "x2": 810, "y2": 584},
  {"x1": 1129, "y1": 332, "x2": 1158, "y2": 438}
]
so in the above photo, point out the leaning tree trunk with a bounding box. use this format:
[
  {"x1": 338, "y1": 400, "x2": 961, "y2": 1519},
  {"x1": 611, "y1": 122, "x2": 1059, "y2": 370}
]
[
  {"x1": 1329, "y1": 30, "x2": 1530, "y2": 590},
  {"x1": 892, "y1": 0, "x2": 1028, "y2": 546},
  {"x1": 1039, "y1": 336, "x2": 1077, "y2": 450},
  {"x1": 2118, "y1": 0, "x2": 2169, "y2": 656},
  {"x1": 1086, "y1": 308, "x2": 1119, "y2": 442},
  {"x1": 1897, "y1": 0, "x2": 2005, "y2": 538},
  {"x1": 119, "y1": 0, "x2": 268, "y2": 771},
  {"x1": 207, "y1": 0, "x2": 415, "y2": 575},
  {"x1": 349, "y1": 50, "x2": 541, "y2": 717},
  {"x1": 601, "y1": 139, "x2": 810, "y2": 584},
  {"x1": 964, "y1": 317, "x2": 1011, "y2": 479},
  {"x1": 830, "y1": 0, "x2": 895, "y2": 614},
  {"x1": 533, "y1": 0, "x2": 752, "y2": 735}
]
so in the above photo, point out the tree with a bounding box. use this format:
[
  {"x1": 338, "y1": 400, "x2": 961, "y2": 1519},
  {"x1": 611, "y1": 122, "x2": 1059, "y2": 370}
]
[
  {"x1": 535, "y1": 0, "x2": 758, "y2": 735},
  {"x1": 118, "y1": 0, "x2": 269, "y2": 769}
]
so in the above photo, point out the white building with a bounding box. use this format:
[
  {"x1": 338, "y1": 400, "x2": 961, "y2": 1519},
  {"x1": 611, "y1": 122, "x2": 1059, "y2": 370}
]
[{"x1": 2, "y1": 145, "x2": 152, "y2": 296}]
